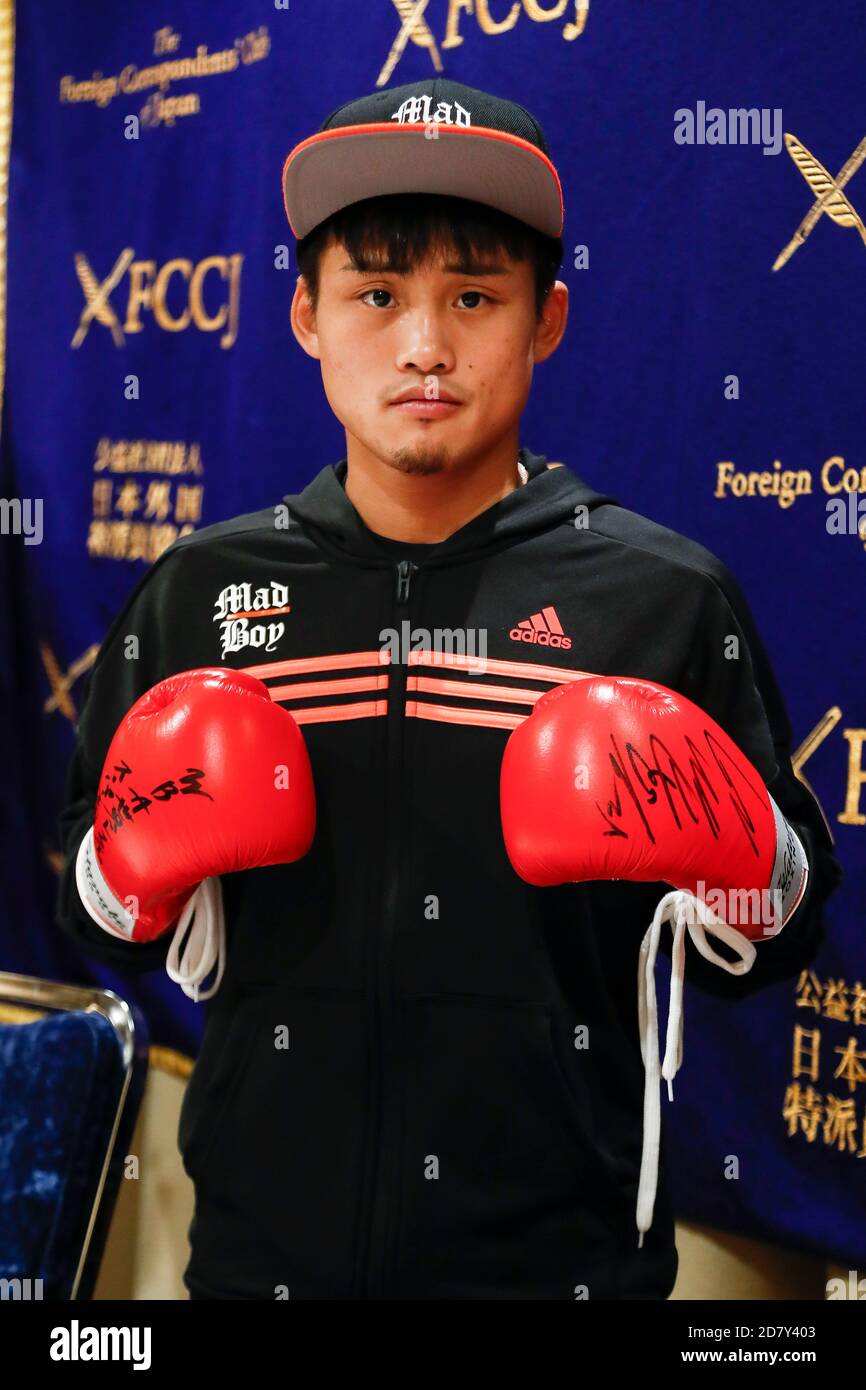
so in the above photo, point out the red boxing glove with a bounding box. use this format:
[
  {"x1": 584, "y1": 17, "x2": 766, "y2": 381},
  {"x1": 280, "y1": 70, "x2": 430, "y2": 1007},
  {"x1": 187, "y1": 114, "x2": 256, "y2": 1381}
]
[
  {"x1": 500, "y1": 674, "x2": 807, "y2": 939},
  {"x1": 76, "y1": 667, "x2": 315, "y2": 993},
  {"x1": 500, "y1": 674, "x2": 810, "y2": 1250}
]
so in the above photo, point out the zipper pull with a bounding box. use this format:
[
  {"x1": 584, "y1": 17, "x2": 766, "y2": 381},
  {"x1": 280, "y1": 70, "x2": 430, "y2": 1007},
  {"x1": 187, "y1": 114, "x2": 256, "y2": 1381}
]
[{"x1": 396, "y1": 559, "x2": 416, "y2": 604}]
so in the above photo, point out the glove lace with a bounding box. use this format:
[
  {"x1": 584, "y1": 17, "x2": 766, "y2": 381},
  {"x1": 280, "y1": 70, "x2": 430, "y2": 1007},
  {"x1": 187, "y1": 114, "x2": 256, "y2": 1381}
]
[
  {"x1": 635, "y1": 889, "x2": 756, "y2": 1249},
  {"x1": 165, "y1": 877, "x2": 226, "y2": 1002}
]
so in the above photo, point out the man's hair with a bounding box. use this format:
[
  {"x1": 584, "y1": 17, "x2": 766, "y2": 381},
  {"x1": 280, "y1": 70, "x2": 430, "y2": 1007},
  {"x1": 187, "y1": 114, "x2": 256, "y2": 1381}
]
[{"x1": 295, "y1": 192, "x2": 564, "y2": 322}]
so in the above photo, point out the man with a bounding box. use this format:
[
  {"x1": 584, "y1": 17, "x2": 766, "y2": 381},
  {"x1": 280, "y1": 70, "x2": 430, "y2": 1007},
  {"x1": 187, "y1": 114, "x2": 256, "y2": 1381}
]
[{"x1": 56, "y1": 78, "x2": 842, "y2": 1300}]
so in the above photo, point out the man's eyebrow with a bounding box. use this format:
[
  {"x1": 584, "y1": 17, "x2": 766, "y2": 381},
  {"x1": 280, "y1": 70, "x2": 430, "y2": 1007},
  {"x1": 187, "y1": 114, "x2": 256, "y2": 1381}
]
[{"x1": 338, "y1": 260, "x2": 511, "y2": 276}]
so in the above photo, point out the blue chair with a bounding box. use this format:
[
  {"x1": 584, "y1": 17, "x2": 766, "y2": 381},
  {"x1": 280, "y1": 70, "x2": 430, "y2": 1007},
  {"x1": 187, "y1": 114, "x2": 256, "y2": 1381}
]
[{"x1": 0, "y1": 972, "x2": 149, "y2": 1300}]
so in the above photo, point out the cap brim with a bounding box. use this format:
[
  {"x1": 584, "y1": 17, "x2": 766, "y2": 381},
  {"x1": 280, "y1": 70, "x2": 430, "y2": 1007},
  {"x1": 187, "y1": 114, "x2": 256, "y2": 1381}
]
[{"x1": 282, "y1": 122, "x2": 563, "y2": 240}]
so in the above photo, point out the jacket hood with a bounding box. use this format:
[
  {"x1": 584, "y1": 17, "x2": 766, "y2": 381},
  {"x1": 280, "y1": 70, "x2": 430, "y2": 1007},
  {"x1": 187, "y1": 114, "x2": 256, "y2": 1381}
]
[{"x1": 284, "y1": 447, "x2": 618, "y2": 566}]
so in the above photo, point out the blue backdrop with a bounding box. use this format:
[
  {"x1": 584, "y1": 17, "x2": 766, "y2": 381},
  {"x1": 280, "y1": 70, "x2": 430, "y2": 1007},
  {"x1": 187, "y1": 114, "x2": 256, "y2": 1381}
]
[{"x1": 1, "y1": 0, "x2": 863, "y2": 1266}]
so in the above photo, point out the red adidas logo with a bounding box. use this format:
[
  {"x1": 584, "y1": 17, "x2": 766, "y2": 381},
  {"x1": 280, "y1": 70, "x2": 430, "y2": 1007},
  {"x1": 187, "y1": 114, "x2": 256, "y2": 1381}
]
[{"x1": 509, "y1": 605, "x2": 572, "y2": 650}]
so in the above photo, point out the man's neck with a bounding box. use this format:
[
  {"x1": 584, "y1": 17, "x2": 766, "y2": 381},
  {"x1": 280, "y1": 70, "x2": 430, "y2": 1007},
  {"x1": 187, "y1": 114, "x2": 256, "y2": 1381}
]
[{"x1": 343, "y1": 442, "x2": 526, "y2": 543}]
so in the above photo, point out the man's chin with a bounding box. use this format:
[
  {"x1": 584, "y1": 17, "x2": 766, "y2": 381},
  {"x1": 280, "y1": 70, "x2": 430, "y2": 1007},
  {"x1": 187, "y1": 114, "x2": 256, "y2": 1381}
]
[{"x1": 388, "y1": 443, "x2": 452, "y2": 477}]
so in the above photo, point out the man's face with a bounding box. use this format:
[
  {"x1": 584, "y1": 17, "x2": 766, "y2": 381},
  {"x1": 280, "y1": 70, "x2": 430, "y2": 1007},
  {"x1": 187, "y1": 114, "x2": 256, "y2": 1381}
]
[{"x1": 291, "y1": 237, "x2": 567, "y2": 477}]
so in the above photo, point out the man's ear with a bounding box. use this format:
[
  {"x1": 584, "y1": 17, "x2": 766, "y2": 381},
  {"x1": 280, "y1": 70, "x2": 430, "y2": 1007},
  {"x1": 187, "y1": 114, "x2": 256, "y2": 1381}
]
[
  {"x1": 533, "y1": 281, "x2": 568, "y2": 364},
  {"x1": 290, "y1": 275, "x2": 321, "y2": 361}
]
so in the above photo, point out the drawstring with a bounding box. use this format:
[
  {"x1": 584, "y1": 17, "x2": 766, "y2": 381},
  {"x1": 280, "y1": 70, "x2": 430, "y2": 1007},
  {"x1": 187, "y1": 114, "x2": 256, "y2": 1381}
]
[
  {"x1": 635, "y1": 890, "x2": 756, "y2": 1249},
  {"x1": 165, "y1": 878, "x2": 226, "y2": 1002}
]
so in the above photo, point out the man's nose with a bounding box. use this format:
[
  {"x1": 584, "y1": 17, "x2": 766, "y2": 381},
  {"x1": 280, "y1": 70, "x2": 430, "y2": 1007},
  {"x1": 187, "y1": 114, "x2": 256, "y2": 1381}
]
[{"x1": 396, "y1": 311, "x2": 455, "y2": 372}]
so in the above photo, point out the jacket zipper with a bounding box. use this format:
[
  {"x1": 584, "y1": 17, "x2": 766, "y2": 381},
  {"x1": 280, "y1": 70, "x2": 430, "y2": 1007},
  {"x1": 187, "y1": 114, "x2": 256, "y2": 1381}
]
[{"x1": 363, "y1": 558, "x2": 417, "y2": 1298}]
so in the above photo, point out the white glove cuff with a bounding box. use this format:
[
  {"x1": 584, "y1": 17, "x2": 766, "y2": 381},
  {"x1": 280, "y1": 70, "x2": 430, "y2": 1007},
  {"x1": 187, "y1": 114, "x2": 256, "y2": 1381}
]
[
  {"x1": 767, "y1": 795, "x2": 810, "y2": 934},
  {"x1": 75, "y1": 826, "x2": 139, "y2": 941}
]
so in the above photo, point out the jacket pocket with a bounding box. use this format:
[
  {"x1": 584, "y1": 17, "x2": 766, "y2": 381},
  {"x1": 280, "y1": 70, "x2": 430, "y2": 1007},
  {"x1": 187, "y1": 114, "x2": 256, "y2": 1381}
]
[
  {"x1": 393, "y1": 994, "x2": 627, "y2": 1298},
  {"x1": 178, "y1": 998, "x2": 262, "y2": 1182},
  {"x1": 179, "y1": 987, "x2": 369, "y2": 1299}
]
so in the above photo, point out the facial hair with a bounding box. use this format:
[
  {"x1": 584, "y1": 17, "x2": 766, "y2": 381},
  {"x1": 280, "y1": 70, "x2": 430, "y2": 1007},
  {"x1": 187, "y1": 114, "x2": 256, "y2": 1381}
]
[{"x1": 389, "y1": 441, "x2": 451, "y2": 477}]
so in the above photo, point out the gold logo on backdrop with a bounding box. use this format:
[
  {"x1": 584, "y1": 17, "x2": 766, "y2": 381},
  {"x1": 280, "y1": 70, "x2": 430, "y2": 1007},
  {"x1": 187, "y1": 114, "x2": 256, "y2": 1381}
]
[
  {"x1": 792, "y1": 707, "x2": 866, "y2": 837},
  {"x1": 773, "y1": 132, "x2": 866, "y2": 270},
  {"x1": 39, "y1": 642, "x2": 100, "y2": 722},
  {"x1": 378, "y1": 0, "x2": 590, "y2": 86},
  {"x1": 381, "y1": 0, "x2": 444, "y2": 84},
  {"x1": 58, "y1": 26, "x2": 270, "y2": 129},
  {"x1": 88, "y1": 438, "x2": 203, "y2": 562},
  {"x1": 792, "y1": 709, "x2": 840, "y2": 844},
  {"x1": 71, "y1": 251, "x2": 242, "y2": 349}
]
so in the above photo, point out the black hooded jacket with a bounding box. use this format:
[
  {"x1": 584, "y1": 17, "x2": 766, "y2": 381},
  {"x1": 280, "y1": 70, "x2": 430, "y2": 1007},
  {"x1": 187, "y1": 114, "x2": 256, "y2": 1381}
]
[{"x1": 56, "y1": 446, "x2": 842, "y2": 1300}]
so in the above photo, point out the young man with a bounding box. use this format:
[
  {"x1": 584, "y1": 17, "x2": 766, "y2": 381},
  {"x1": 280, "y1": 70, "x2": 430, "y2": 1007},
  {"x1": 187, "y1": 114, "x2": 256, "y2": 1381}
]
[{"x1": 56, "y1": 78, "x2": 842, "y2": 1300}]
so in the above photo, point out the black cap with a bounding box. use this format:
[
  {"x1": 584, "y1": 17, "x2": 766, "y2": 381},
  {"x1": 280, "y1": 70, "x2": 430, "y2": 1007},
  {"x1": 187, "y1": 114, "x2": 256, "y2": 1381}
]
[{"x1": 282, "y1": 77, "x2": 563, "y2": 241}]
